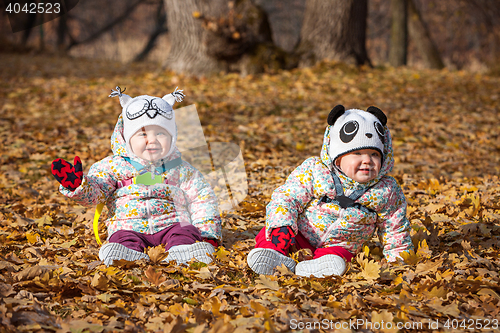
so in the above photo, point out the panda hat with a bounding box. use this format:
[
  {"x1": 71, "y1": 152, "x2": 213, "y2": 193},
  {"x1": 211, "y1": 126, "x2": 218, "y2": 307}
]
[
  {"x1": 109, "y1": 86, "x2": 185, "y2": 158},
  {"x1": 327, "y1": 105, "x2": 387, "y2": 164}
]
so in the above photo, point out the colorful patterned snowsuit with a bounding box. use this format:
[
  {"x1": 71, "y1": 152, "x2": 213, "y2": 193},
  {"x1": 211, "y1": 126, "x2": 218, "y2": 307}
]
[
  {"x1": 59, "y1": 115, "x2": 222, "y2": 242},
  {"x1": 265, "y1": 124, "x2": 413, "y2": 262}
]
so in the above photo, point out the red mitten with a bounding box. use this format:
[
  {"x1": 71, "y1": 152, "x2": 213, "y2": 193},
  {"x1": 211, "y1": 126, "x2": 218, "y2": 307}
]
[
  {"x1": 270, "y1": 226, "x2": 296, "y2": 254},
  {"x1": 51, "y1": 156, "x2": 83, "y2": 191},
  {"x1": 203, "y1": 238, "x2": 219, "y2": 247}
]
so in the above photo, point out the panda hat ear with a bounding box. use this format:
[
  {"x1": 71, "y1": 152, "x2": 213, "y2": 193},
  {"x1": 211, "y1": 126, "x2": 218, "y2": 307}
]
[
  {"x1": 366, "y1": 106, "x2": 387, "y2": 126},
  {"x1": 327, "y1": 105, "x2": 346, "y2": 125}
]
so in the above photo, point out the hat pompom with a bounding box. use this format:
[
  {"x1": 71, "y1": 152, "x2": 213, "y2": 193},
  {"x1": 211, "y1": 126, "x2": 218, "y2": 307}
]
[
  {"x1": 162, "y1": 87, "x2": 185, "y2": 106},
  {"x1": 109, "y1": 86, "x2": 131, "y2": 107}
]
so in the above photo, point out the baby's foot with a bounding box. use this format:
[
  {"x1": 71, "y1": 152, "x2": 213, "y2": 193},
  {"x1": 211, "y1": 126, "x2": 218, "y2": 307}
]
[
  {"x1": 294, "y1": 254, "x2": 346, "y2": 278},
  {"x1": 164, "y1": 242, "x2": 215, "y2": 265},
  {"x1": 247, "y1": 248, "x2": 296, "y2": 275},
  {"x1": 99, "y1": 242, "x2": 149, "y2": 266}
]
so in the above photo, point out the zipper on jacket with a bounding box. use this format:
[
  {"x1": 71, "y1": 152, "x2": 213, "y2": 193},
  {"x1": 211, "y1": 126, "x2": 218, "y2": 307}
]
[
  {"x1": 147, "y1": 187, "x2": 154, "y2": 234},
  {"x1": 319, "y1": 188, "x2": 353, "y2": 245},
  {"x1": 320, "y1": 208, "x2": 344, "y2": 245}
]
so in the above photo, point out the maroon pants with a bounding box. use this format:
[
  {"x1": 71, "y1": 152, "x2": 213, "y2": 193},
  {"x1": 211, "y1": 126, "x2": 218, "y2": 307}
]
[
  {"x1": 108, "y1": 222, "x2": 203, "y2": 252},
  {"x1": 254, "y1": 228, "x2": 354, "y2": 261}
]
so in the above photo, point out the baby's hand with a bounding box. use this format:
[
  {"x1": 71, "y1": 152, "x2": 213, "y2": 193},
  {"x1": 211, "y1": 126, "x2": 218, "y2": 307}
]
[{"x1": 51, "y1": 156, "x2": 83, "y2": 191}]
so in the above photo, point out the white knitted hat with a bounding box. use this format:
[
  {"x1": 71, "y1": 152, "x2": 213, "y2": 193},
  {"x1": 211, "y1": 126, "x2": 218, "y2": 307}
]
[
  {"x1": 327, "y1": 105, "x2": 387, "y2": 163},
  {"x1": 109, "y1": 86, "x2": 185, "y2": 158}
]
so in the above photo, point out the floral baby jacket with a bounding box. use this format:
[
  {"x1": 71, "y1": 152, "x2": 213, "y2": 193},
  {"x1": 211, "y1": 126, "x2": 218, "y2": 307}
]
[
  {"x1": 59, "y1": 115, "x2": 222, "y2": 241},
  {"x1": 265, "y1": 122, "x2": 413, "y2": 261}
]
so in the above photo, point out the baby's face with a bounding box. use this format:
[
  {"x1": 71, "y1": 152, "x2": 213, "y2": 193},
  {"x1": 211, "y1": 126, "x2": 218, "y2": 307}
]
[
  {"x1": 335, "y1": 149, "x2": 382, "y2": 183},
  {"x1": 129, "y1": 125, "x2": 172, "y2": 161}
]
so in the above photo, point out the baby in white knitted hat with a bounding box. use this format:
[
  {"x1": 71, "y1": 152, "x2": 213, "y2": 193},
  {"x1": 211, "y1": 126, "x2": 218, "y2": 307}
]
[{"x1": 51, "y1": 87, "x2": 222, "y2": 266}]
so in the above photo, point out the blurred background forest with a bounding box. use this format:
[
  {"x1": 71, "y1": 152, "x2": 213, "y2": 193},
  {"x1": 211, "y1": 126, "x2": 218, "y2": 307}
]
[{"x1": 1, "y1": 0, "x2": 499, "y2": 75}]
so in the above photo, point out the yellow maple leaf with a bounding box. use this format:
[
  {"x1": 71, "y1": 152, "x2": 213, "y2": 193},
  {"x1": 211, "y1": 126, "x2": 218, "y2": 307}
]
[
  {"x1": 477, "y1": 288, "x2": 500, "y2": 301},
  {"x1": 371, "y1": 310, "x2": 397, "y2": 333},
  {"x1": 361, "y1": 260, "x2": 381, "y2": 281},
  {"x1": 427, "y1": 178, "x2": 441, "y2": 193},
  {"x1": 60, "y1": 237, "x2": 78, "y2": 249},
  {"x1": 393, "y1": 274, "x2": 404, "y2": 285},
  {"x1": 423, "y1": 286, "x2": 447, "y2": 299},
  {"x1": 459, "y1": 185, "x2": 478, "y2": 192},
  {"x1": 426, "y1": 299, "x2": 460, "y2": 317},
  {"x1": 239, "y1": 306, "x2": 252, "y2": 316},
  {"x1": 255, "y1": 275, "x2": 280, "y2": 291},
  {"x1": 91, "y1": 272, "x2": 108, "y2": 290},
  {"x1": 26, "y1": 231, "x2": 40, "y2": 244},
  {"x1": 415, "y1": 259, "x2": 444, "y2": 276},
  {"x1": 215, "y1": 247, "x2": 231, "y2": 262},
  {"x1": 425, "y1": 203, "x2": 445, "y2": 214},
  {"x1": 250, "y1": 299, "x2": 274, "y2": 331},
  {"x1": 400, "y1": 249, "x2": 419, "y2": 265},
  {"x1": 96, "y1": 293, "x2": 115, "y2": 303},
  {"x1": 168, "y1": 303, "x2": 185, "y2": 316},
  {"x1": 35, "y1": 215, "x2": 53, "y2": 228},
  {"x1": 416, "y1": 239, "x2": 432, "y2": 259},
  {"x1": 275, "y1": 263, "x2": 294, "y2": 276},
  {"x1": 430, "y1": 213, "x2": 449, "y2": 222},
  {"x1": 147, "y1": 245, "x2": 168, "y2": 263},
  {"x1": 144, "y1": 266, "x2": 166, "y2": 286},
  {"x1": 195, "y1": 266, "x2": 213, "y2": 280},
  {"x1": 461, "y1": 240, "x2": 472, "y2": 250},
  {"x1": 202, "y1": 297, "x2": 222, "y2": 317},
  {"x1": 436, "y1": 269, "x2": 454, "y2": 281},
  {"x1": 310, "y1": 280, "x2": 325, "y2": 292}
]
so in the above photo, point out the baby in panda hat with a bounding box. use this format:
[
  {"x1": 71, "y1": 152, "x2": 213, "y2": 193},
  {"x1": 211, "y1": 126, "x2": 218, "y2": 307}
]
[
  {"x1": 247, "y1": 105, "x2": 413, "y2": 277},
  {"x1": 51, "y1": 87, "x2": 221, "y2": 266}
]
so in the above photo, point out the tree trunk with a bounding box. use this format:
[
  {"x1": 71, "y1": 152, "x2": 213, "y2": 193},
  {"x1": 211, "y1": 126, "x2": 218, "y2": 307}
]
[
  {"x1": 296, "y1": 0, "x2": 370, "y2": 67},
  {"x1": 407, "y1": 0, "x2": 444, "y2": 69},
  {"x1": 57, "y1": 15, "x2": 68, "y2": 55},
  {"x1": 66, "y1": 0, "x2": 143, "y2": 51},
  {"x1": 163, "y1": 0, "x2": 220, "y2": 74},
  {"x1": 163, "y1": 0, "x2": 288, "y2": 75},
  {"x1": 39, "y1": 20, "x2": 45, "y2": 51},
  {"x1": 134, "y1": 0, "x2": 168, "y2": 62},
  {"x1": 21, "y1": 14, "x2": 37, "y2": 46},
  {"x1": 389, "y1": 0, "x2": 407, "y2": 67}
]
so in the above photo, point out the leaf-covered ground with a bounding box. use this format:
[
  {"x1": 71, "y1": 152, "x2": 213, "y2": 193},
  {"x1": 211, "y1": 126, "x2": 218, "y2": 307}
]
[{"x1": 1, "y1": 54, "x2": 500, "y2": 333}]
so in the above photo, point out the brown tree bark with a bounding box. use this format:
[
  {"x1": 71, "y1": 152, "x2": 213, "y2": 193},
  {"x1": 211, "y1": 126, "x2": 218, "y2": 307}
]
[
  {"x1": 57, "y1": 15, "x2": 68, "y2": 55},
  {"x1": 163, "y1": 0, "x2": 221, "y2": 74},
  {"x1": 66, "y1": 0, "x2": 144, "y2": 51},
  {"x1": 407, "y1": 0, "x2": 444, "y2": 69},
  {"x1": 296, "y1": 0, "x2": 371, "y2": 67},
  {"x1": 163, "y1": 0, "x2": 277, "y2": 75},
  {"x1": 389, "y1": 0, "x2": 408, "y2": 67},
  {"x1": 133, "y1": 0, "x2": 168, "y2": 62}
]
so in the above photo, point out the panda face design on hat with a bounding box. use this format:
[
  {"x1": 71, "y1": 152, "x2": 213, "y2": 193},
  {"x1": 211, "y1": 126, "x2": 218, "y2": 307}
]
[{"x1": 328, "y1": 105, "x2": 387, "y2": 164}]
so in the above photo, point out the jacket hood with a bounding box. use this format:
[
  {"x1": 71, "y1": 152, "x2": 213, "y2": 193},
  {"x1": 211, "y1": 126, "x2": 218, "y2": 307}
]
[
  {"x1": 111, "y1": 114, "x2": 182, "y2": 167},
  {"x1": 320, "y1": 122, "x2": 394, "y2": 190}
]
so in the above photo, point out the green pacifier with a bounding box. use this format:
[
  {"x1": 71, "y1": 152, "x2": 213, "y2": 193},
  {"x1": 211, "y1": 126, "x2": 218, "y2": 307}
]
[{"x1": 135, "y1": 172, "x2": 163, "y2": 186}]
